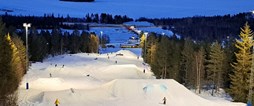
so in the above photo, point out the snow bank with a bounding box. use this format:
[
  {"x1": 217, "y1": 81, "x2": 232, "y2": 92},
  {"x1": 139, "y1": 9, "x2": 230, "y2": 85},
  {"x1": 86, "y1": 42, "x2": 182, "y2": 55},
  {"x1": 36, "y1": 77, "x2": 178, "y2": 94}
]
[
  {"x1": 18, "y1": 49, "x2": 245, "y2": 106},
  {"x1": 25, "y1": 79, "x2": 245, "y2": 106}
]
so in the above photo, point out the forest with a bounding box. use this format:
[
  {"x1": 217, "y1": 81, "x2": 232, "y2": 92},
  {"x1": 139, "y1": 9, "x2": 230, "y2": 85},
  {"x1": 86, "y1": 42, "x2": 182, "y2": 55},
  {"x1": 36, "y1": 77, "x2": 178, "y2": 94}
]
[{"x1": 138, "y1": 12, "x2": 254, "y2": 42}]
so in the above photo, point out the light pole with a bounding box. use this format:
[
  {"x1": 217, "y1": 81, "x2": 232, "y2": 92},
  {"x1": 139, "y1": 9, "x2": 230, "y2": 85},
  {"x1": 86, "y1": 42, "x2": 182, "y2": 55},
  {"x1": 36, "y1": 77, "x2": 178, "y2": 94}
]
[
  {"x1": 23, "y1": 23, "x2": 31, "y2": 90},
  {"x1": 100, "y1": 31, "x2": 103, "y2": 52},
  {"x1": 144, "y1": 32, "x2": 148, "y2": 58}
]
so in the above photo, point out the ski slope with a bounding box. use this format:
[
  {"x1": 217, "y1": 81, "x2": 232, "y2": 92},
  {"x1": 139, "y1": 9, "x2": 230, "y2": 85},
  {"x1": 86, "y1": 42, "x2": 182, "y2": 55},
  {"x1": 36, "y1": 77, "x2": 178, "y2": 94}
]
[
  {"x1": 17, "y1": 49, "x2": 245, "y2": 106},
  {"x1": 0, "y1": 0, "x2": 254, "y2": 18}
]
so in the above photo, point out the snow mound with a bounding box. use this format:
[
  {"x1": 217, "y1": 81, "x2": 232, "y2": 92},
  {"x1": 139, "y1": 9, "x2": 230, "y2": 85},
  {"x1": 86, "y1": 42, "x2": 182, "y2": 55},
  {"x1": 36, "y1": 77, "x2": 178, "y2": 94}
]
[
  {"x1": 115, "y1": 50, "x2": 138, "y2": 58},
  {"x1": 29, "y1": 78, "x2": 65, "y2": 91},
  {"x1": 31, "y1": 79, "x2": 245, "y2": 106},
  {"x1": 99, "y1": 64, "x2": 150, "y2": 80}
]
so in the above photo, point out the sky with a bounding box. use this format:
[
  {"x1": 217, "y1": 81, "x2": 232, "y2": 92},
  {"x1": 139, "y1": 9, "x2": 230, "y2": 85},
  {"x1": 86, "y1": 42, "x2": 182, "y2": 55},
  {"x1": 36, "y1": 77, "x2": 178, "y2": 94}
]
[{"x1": 0, "y1": 0, "x2": 254, "y2": 19}]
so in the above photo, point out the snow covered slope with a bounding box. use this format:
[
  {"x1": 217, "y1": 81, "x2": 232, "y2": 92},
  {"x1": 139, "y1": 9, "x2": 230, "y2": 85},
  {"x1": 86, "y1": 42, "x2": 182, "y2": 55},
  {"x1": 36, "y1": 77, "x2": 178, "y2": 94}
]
[
  {"x1": 17, "y1": 49, "x2": 245, "y2": 106},
  {"x1": 0, "y1": 0, "x2": 253, "y2": 18}
]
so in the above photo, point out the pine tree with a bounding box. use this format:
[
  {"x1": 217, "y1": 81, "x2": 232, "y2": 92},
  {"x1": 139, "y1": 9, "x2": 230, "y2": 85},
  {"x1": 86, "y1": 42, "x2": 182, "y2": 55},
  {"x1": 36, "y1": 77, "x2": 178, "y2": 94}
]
[
  {"x1": 230, "y1": 22, "x2": 253, "y2": 102},
  {"x1": 180, "y1": 38, "x2": 195, "y2": 87},
  {"x1": 30, "y1": 30, "x2": 48, "y2": 61},
  {"x1": 69, "y1": 29, "x2": 81, "y2": 54},
  {"x1": 194, "y1": 46, "x2": 205, "y2": 94},
  {"x1": 206, "y1": 41, "x2": 225, "y2": 95},
  {"x1": 140, "y1": 33, "x2": 147, "y2": 60},
  {"x1": 12, "y1": 34, "x2": 28, "y2": 74},
  {"x1": 146, "y1": 33, "x2": 157, "y2": 64},
  {"x1": 0, "y1": 17, "x2": 5, "y2": 35},
  {"x1": 89, "y1": 33, "x2": 99, "y2": 53},
  {"x1": 224, "y1": 36, "x2": 236, "y2": 88},
  {"x1": 51, "y1": 28, "x2": 61, "y2": 56},
  {"x1": 80, "y1": 31, "x2": 90, "y2": 53},
  {"x1": 153, "y1": 35, "x2": 170, "y2": 79},
  {"x1": 0, "y1": 34, "x2": 24, "y2": 105}
]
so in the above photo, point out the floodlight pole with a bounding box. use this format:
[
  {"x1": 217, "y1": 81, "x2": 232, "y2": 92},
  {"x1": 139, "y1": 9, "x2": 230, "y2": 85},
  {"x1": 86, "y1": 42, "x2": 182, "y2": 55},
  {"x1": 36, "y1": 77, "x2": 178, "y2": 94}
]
[
  {"x1": 100, "y1": 31, "x2": 103, "y2": 51},
  {"x1": 23, "y1": 23, "x2": 31, "y2": 90}
]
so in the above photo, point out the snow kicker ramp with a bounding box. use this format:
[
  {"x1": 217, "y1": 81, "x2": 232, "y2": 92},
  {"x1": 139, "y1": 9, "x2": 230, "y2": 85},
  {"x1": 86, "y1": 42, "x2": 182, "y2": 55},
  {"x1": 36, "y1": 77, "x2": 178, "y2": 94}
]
[{"x1": 32, "y1": 79, "x2": 244, "y2": 106}]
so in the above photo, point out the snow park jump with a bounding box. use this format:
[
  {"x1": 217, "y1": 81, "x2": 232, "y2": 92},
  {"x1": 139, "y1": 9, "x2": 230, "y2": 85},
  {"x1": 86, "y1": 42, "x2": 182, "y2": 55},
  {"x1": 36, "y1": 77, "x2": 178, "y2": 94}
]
[{"x1": 17, "y1": 50, "x2": 245, "y2": 106}]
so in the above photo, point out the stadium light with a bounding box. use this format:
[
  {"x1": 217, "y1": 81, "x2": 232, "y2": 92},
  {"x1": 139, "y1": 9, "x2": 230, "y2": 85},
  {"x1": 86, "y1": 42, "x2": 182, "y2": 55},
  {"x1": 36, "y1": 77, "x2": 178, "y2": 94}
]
[{"x1": 23, "y1": 23, "x2": 31, "y2": 90}]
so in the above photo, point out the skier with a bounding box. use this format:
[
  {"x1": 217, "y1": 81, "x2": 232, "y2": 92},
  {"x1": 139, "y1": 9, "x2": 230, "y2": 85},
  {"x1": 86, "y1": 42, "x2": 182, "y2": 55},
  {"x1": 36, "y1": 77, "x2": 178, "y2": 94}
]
[
  {"x1": 55, "y1": 99, "x2": 60, "y2": 106},
  {"x1": 162, "y1": 97, "x2": 166, "y2": 105},
  {"x1": 115, "y1": 61, "x2": 117, "y2": 64},
  {"x1": 55, "y1": 64, "x2": 57, "y2": 67},
  {"x1": 62, "y1": 65, "x2": 64, "y2": 68},
  {"x1": 143, "y1": 69, "x2": 145, "y2": 73},
  {"x1": 49, "y1": 73, "x2": 52, "y2": 77}
]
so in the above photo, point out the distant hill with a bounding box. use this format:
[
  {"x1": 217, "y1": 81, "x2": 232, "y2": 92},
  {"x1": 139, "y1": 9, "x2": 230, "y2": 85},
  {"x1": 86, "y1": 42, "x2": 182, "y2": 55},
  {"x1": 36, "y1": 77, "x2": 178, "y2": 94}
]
[{"x1": 60, "y1": 0, "x2": 94, "y2": 2}]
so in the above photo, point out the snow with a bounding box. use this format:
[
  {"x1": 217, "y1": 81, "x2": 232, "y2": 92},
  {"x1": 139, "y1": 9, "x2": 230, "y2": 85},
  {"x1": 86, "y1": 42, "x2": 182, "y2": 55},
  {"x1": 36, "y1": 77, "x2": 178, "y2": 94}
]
[
  {"x1": 123, "y1": 21, "x2": 155, "y2": 27},
  {"x1": 90, "y1": 27, "x2": 137, "y2": 44},
  {"x1": 17, "y1": 49, "x2": 245, "y2": 106},
  {"x1": 0, "y1": 0, "x2": 254, "y2": 18}
]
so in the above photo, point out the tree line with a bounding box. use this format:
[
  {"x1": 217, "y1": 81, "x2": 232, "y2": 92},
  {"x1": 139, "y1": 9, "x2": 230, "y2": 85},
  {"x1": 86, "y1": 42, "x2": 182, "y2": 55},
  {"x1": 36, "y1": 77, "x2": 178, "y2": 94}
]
[
  {"x1": 16, "y1": 28, "x2": 102, "y2": 62},
  {"x1": 137, "y1": 12, "x2": 254, "y2": 42},
  {"x1": 140, "y1": 22, "x2": 254, "y2": 103},
  {"x1": 0, "y1": 13, "x2": 133, "y2": 29}
]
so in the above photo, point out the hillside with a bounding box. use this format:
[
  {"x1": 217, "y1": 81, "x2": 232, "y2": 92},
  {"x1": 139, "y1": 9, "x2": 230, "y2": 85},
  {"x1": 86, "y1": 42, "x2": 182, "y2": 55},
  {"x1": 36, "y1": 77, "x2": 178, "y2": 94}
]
[{"x1": 17, "y1": 50, "x2": 245, "y2": 106}]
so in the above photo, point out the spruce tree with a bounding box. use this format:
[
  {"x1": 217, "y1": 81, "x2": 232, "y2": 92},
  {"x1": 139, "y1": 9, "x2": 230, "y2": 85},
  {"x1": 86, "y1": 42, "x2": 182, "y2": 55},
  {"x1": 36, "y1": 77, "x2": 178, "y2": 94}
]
[
  {"x1": 80, "y1": 31, "x2": 90, "y2": 53},
  {"x1": 146, "y1": 33, "x2": 157, "y2": 64},
  {"x1": 69, "y1": 29, "x2": 81, "y2": 54},
  {"x1": 230, "y1": 22, "x2": 253, "y2": 102},
  {"x1": 153, "y1": 35, "x2": 170, "y2": 79},
  {"x1": 180, "y1": 38, "x2": 195, "y2": 87},
  {"x1": 140, "y1": 33, "x2": 147, "y2": 60},
  {"x1": 30, "y1": 30, "x2": 48, "y2": 61},
  {"x1": 0, "y1": 34, "x2": 23, "y2": 105},
  {"x1": 12, "y1": 34, "x2": 28, "y2": 74},
  {"x1": 207, "y1": 41, "x2": 225, "y2": 95}
]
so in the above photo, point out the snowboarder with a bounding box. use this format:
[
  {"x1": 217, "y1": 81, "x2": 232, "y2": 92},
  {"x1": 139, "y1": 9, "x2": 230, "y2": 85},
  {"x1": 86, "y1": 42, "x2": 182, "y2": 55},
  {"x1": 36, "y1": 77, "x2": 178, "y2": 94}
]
[
  {"x1": 55, "y1": 99, "x2": 60, "y2": 106},
  {"x1": 162, "y1": 97, "x2": 166, "y2": 105}
]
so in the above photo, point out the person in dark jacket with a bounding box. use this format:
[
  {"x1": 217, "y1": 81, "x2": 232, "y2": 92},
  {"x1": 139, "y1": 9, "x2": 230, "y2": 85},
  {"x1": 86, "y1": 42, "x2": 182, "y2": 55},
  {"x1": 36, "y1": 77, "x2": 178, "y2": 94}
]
[{"x1": 163, "y1": 97, "x2": 166, "y2": 105}]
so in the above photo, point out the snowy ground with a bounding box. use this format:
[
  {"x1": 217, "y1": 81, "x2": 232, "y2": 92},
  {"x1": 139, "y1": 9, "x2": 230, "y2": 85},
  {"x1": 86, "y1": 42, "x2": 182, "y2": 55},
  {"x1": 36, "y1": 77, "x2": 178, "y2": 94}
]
[
  {"x1": 0, "y1": 0, "x2": 254, "y2": 18},
  {"x1": 17, "y1": 49, "x2": 246, "y2": 106}
]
